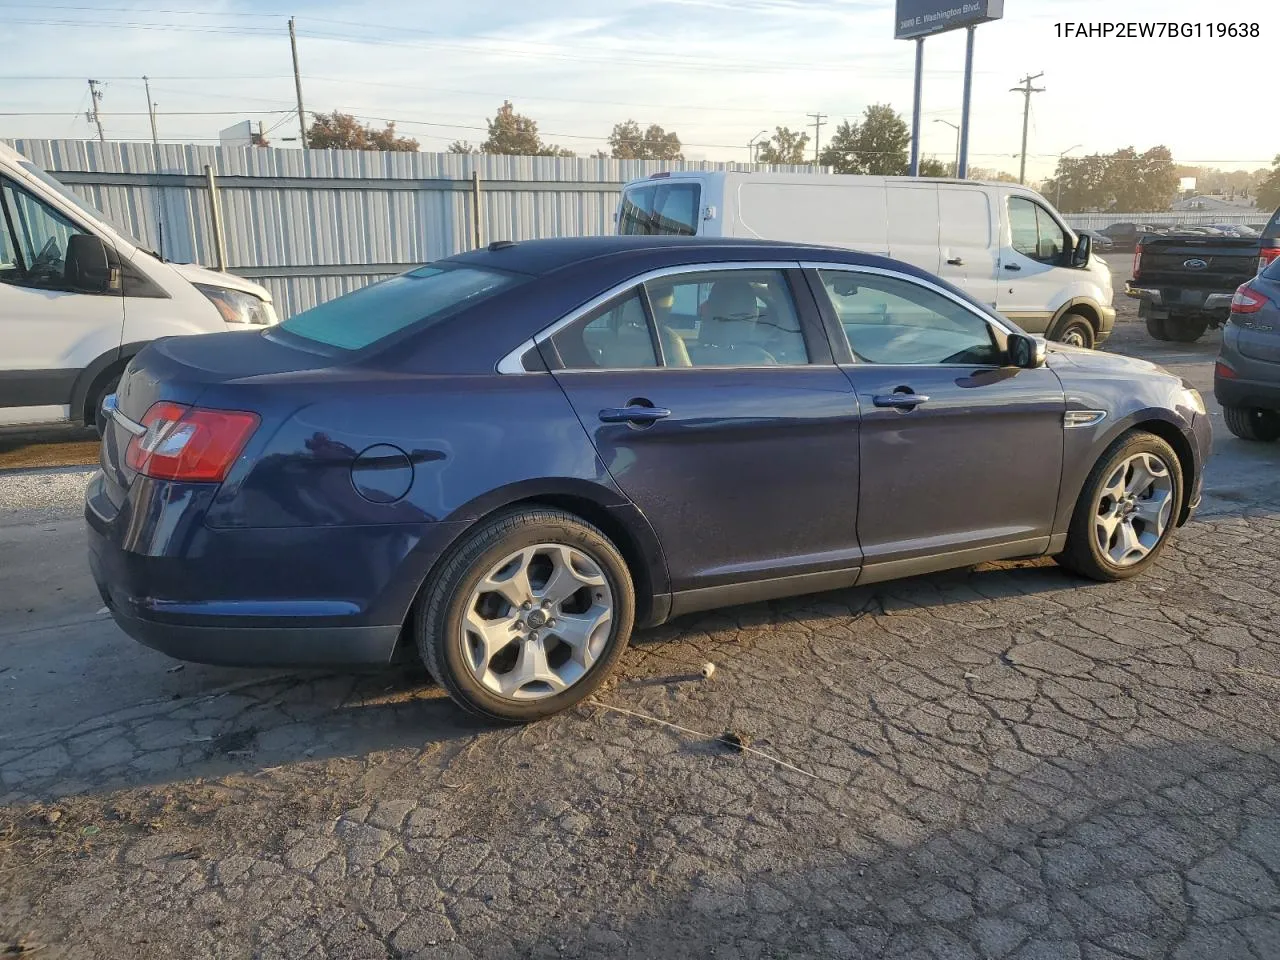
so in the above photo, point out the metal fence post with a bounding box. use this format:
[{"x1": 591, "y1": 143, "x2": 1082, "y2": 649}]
[
  {"x1": 471, "y1": 169, "x2": 483, "y2": 250},
  {"x1": 204, "y1": 164, "x2": 227, "y2": 271}
]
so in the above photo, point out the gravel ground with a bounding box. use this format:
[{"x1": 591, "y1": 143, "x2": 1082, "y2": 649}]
[{"x1": 0, "y1": 468, "x2": 95, "y2": 528}]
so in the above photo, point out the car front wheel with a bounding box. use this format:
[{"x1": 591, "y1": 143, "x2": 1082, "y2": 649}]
[
  {"x1": 1057, "y1": 431, "x2": 1183, "y2": 581},
  {"x1": 416, "y1": 507, "x2": 635, "y2": 722},
  {"x1": 1222, "y1": 405, "x2": 1280, "y2": 442},
  {"x1": 1052, "y1": 313, "x2": 1095, "y2": 349}
]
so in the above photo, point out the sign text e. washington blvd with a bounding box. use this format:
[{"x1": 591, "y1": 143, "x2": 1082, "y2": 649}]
[{"x1": 895, "y1": 0, "x2": 1004, "y2": 39}]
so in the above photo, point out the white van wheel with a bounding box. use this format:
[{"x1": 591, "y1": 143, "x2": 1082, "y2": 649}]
[{"x1": 1053, "y1": 313, "x2": 1095, "y2": 349}]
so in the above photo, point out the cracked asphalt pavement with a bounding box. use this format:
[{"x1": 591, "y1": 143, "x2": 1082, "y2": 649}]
[{"x1": 3, "y1": 303, "x2": 1280, "y2": 959}]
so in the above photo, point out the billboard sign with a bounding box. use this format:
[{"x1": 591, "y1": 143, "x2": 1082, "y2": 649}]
[{"x1": 895, "y1": 0, "x2": 1004, "y2": 39}]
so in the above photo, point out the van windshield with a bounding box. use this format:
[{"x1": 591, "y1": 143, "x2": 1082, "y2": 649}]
[
  {"x1": 17, "y1": 160, "x2": 146, "y2": 250},
  {"x1": 618, "y1": 181, "x2": 700, "y2": 236},
  {"x1": 276, "y1": 264, "x2": 522, "y2": 351}
]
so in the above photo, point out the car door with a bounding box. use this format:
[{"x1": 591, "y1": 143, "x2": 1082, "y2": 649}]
[
  {"x1": 0, "y1": 176, "x2": 123, "y2": 426},
  {"x1": 807, "y1": 264, "x2": 1065, "y2": 576},
  {"x1": 934, "y1": 186, "x2": 1000, "y2": 308},
  {"x1": 543, "y1": 263, "x2": 864, "y2": 607},
  {"x1": 996, "y1": 195, "x2": 1073, "y2": 334}
]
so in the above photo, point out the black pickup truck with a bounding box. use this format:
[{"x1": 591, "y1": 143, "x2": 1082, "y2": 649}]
[{"x1": 1126, "y1": 211, "x2": 1280, "y2": 342}]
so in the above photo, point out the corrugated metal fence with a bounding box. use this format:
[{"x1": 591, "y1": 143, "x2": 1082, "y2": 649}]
[{"x1": 7, "y1": 139, "x2": 822, "y2": 318}]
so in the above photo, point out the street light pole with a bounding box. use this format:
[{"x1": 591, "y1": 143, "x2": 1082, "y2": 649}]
[
  {"x1": 747, "y1": 129, "x2": 768, "y2": 164},
  {"x1": 934, "y1": 119, "x2": 960, "y2": 177}
]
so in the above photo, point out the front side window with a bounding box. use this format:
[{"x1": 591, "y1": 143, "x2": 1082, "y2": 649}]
[
  {"x1": 817, "y1": 270, "x2": 1002, "y2": 366},
  {"x1": 1008, "y1": 196, "x2": 1067, "y2": 265},
  {"x1": 550, "y1": 291, "x2": 658, "y2": 369},
  {"x1": 278, "y1": 265, "x2": 520, "y2": 351},
  {"x1": 0, "y1": 178, "x2": 86, "y2": 290},
  {"x1": 618, "y1": 182, "x2": 700, "y2": 236}
]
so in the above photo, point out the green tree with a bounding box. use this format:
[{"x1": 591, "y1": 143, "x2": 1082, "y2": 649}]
[
  {"x1": 447, "y1": 140, "x2": 477, "y2": 154},
  {"x1": 756, "y1": 126, "x2": 810, "y2": 165},
  {"x1": 608, "y1": 120, "x2": 683, "y2": 160},
  {"x1": 818, "y1": 104, "x2": 910, "y2": 175},
  {"x1": 966, "y1": 166, "x2": 1019, "y2": 183},
  {"x1": 306, "y1": 111, "x2": 419, "y2": 152},
  {"x1": 481, "y1": 101, "x2": 574, "y2": 157},
  {"x1": 919, "y1": 157, "x2": 950, "y2": 177},
  {"x1": 1257, "y1": 156, "x2": 1280, "y2": 213},
  {"x1": 1043, "y1": 146, "x2": 1177, "y2": 213}
]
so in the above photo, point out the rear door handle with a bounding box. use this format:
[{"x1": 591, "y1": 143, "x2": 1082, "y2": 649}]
[
  {"x1": 599, "y1": 405, "x2": 671, "y2": 424},
  {"x1": 872, "y1": 394, "x2": 929, "y2": 410},
  {"x1": 1003, "y1": 263, "x2": 1022, "y2": 271},
  {"x1": 946, "y1": 257, "x2": 964, "y2": 266}
]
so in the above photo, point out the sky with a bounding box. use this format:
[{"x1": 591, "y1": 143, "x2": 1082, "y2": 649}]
[{"x1": 0, "y1": 0, "x2": 1272, "y2": 181}]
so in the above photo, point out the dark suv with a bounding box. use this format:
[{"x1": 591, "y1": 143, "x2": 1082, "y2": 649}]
[{"x1": 1215, "y1": 256, "x2": 1280, "y2": 441}]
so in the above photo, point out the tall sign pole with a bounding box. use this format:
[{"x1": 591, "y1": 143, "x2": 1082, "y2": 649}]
[
  {"x1": 909, "y1": 38, "x2": 923, "y2": 176},
  {"x1": 895, "y1": 0, "x2": 1004, "y2": 179}
]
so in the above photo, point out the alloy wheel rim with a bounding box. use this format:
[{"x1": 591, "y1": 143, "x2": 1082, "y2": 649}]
[
  {"x1": 1092, "y1": 452, "x2": 1174, "y2": 567},
  {"x1": 461, "y1": 543, "x2": 614, "y2": 701}
]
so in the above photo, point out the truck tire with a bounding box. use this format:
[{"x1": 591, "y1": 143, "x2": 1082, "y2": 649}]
[
  {"x1": 1222, "y1": 406, "x2": 1280, "y2": 442},
  {"x1": 1145, "y1": 314, "x2": 1170, "y2": 341},
  {"x1": 1052, "y1": 312, "x2": 1096, "y2": 349},
  {"x1": 1164, "y1": 316, "x2": 1208, "y2": 343}
]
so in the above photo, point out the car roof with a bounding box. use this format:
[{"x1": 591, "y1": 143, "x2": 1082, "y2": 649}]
[{"x1": 442, "y1": 235, "x2": 915, "y2": 278}]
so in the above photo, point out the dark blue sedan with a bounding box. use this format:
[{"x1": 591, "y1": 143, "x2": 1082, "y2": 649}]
[{"x1": 87, "y1": 237, "x2": 1211, "y2": 722}]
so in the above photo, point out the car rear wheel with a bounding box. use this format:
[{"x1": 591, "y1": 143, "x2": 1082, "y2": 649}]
[
  {"x1": 1144, "y1": 314, "x2": 1170, "y2": 341},
  {"x1": 1056, "y1": 431, "x2": 1183, "y2": 581},
  {"x1": 90, "y1": 374, "x2": 121, "y2": 437},
  {"x1": 415, "y1": 507, "x2": 635, "y2": 723},
  {"x1": 1165, "y1": 316, "x2": 1208, "y2": 343},
  {"x1": 1052, "y1": 313, "x2": 1095, "y2": 349},
  {"x1": 1222, "y1": 405, "x2": 1280, "y2": 442}
]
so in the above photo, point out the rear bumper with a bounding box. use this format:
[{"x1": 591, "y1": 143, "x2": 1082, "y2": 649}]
[
  {"x1": 1126, "y1": 283, "x2": 1234, "y2": 319},
  {"x1": 1214, "y1": 373, "x2": 1280, "y2": 411},
  {"x1": 86, "y1": 471, "x2": 470, "y2": 667}
]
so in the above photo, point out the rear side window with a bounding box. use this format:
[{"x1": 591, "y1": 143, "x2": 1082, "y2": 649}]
[
  {"x1": 278, "y1": 265, "x2": 519, "y2": 350},
  {"x1": 618, "y1": 182, "x2": 700, "y2": 236}
]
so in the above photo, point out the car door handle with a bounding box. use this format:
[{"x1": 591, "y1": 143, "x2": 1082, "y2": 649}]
[
  {"x1": 872, "y1": 394, "x2": 930, "y2": 410},
  {"x1": 1003, "y1": 263, "x2": 1022, "y2": 271},
  {"x1": 946, "y1": 257, "x2": 964, "y2": 266},
  {"x1": 598, "y1": 405, "x2": 671, "y2": 424}
]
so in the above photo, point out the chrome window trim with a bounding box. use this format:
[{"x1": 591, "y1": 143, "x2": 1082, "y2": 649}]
[
  {"x1": 495, "y1": 260, "x2": 805, "y2": 374},
  {"x1": 801, "y1": 261, "x2": 1016, "y2": 337}
]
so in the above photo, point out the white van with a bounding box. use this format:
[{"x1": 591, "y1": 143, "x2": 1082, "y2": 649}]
[
  {"x1": 617, "y1": 172, "x2": 1115, "y2": 348},
  {"x1": 0, "y1": 141, "x2": 278, "y2": 432}
]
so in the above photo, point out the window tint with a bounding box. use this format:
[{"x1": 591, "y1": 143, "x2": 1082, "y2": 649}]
[
  {"x1": 278, "y1": 265, "x2": 519, "y2": 351},
  {"x1": 647, "y1": 269, "x2": 809, "y2": 367},
  {"x1": 1008, "y1": 197, "x2": 1040, "y2": 259},
  {"x1": 551, "y1": 291, "x2": 658, "y2": 369},
  {"x1": 818, "y1": 270, "x2": 1002, "y2": 366},
  {"x1": 1, "y1": 179, "x2": 85, "y2": 289},
  {"x1": 618, "y1": 182, "x2": 700, "y2": 236}
]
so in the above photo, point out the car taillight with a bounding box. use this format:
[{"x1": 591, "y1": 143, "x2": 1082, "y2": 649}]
[
  {"x1": 1132, "y1": 244, "x2": 1142, "y2": 278},
  {"x1": 1258, "y1": 246, "x2": 1280, "y2": 274},
  {"x1": 1230, "y1": 281, "x2": 1269, "y2": 314},
  {"x1": 1215, "y1": 360, "x2": 1237, "y2": 380},
  {"x1": 125, "y1": 401, "x2": 259, "y2": 482}
]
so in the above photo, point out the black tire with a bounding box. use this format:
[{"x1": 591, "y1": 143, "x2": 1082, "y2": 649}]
[
  {"x1": 415, "y1": 507, "x2": 635, "y2": 723},
  {"x1": 1052, "y1": 312, "x2": 1096, "y2": 349},
  {"x1": 1164, "y1": 316, "x2": 1208, "y2": 343},
  {"x1": 1056, "y1": 431, "x2": 1183, "y2": 582},
  {"x1": 90, "y1": 374, "x2": 121, "y2": 437},
  {"x1": 1222, "y1": 405, "x2": 1280, "y2": 442},
  {"x1": 1145, "y1": 314, "x2": 1170, "y2": 341}
]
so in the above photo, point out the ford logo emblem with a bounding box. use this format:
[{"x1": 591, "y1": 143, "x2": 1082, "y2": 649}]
[{"x1": 1183, "y1": 258, "x2": 1208, "y2": 270}]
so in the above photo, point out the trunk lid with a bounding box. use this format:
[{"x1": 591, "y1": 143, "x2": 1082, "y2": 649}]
[
  {"x1": 100, "y1": 331, "x2": 332, "y2": 506},
  {"x1": 1232, "y1": 276, "x2": 1280, "y2": 363},
  {"x1": 1134, "y1": 235, "x2": 1260, "y2": 290}
]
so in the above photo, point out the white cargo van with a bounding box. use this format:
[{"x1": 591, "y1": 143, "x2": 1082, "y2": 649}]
[
  {"x1": 617, "y1": 172, "x2": 1115, "y2": 347},
  {"x1": 0, "y1": 141, "x2": 278, "y2": 432}
]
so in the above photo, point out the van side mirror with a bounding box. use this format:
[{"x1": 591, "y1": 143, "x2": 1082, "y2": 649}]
[
  {"x1": 64, "y1": 234, "x2": 113, "y2": 293},
  {"x1": 1007, "y1": 332, "x2": 1046, "y2": 369},
  {"x1": 1070, "y1": 231, "x2": 1092, "y2": 268}
]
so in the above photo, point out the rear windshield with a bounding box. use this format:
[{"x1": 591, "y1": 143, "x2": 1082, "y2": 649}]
[
  {"x1": 278, "y1": 265, "x2": 519, "y2": 350},
  {"x1": 618, "y1": 181, "x2": 700, "y2": 236}
]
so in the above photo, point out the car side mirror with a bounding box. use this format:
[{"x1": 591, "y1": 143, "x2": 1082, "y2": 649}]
[
  {"x1": 64, "y1": 234, "x2": 114, "y2": 293},
  {"x1": 1070, "y1": 231, "x2": 1092, "y2": 268},
  {"x1": 1007, "y1": 332, "x2": 1046, "y2": 369}
]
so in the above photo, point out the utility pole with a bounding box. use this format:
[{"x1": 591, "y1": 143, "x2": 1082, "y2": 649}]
[
  {"x1": 86, "y1": 79, "x2": 105, "y2": 144},
  {"x1": 289, "y1": 17, "x2": 308, "y2": 149},
  {"x1": 807, "y1": 112, "x2": 828, "y2": 164},
  {"x1": 142, "y1": 75, "x2": 159, "y2": 150},
  {"x1": 1010, "y1": 71, "x2": 1045, "y2": 185}
]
